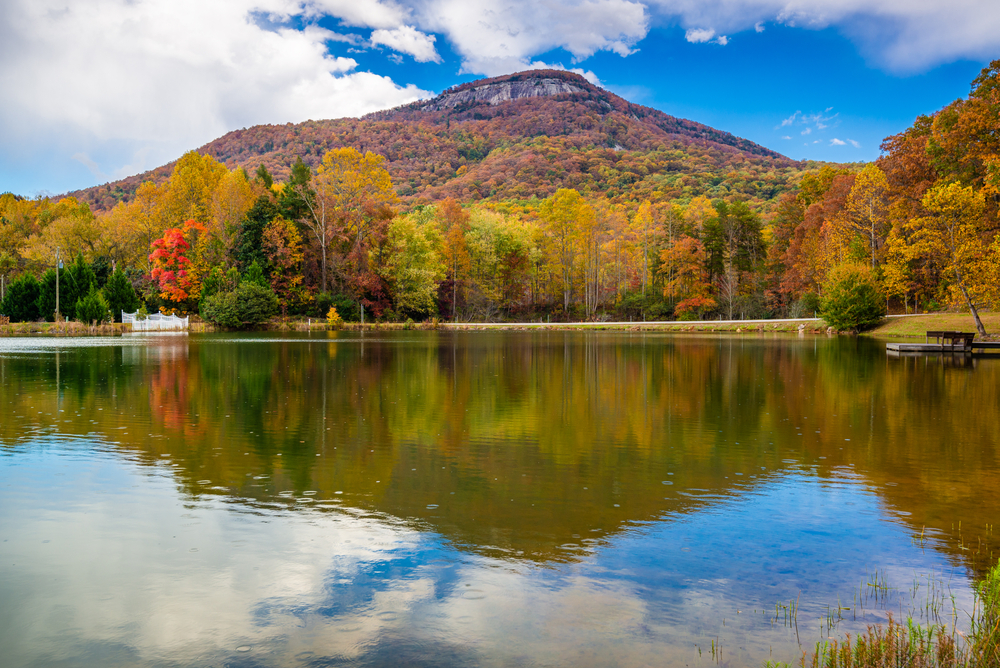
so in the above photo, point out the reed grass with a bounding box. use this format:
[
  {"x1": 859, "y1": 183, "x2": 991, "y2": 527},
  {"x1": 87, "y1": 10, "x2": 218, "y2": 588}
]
[{"x1": 796, "y1": 560, "x2": 1000, "y2": 668}]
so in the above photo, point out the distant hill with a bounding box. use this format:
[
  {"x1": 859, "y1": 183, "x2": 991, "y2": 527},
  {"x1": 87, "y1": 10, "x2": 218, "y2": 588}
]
[{"x1": 69, "y1": 70, "x2": 807, "y2": 211}]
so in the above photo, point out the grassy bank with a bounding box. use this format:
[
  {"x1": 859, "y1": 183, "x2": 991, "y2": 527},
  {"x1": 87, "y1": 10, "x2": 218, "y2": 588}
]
[
  {"x1": 869, "y1": 312, "x2": 1000, "y2": 339},
  {"x1": 289, "y1": 319, "x2": 828, "y2": 333},
  {"x1": 0, "y1": 321, "x2": 132, "y2": 336}
]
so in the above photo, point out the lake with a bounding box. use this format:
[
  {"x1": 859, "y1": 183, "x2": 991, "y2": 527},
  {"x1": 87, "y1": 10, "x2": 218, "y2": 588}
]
[{"x1": 1, "y1": 331, "x2": 997, "y2": 667}]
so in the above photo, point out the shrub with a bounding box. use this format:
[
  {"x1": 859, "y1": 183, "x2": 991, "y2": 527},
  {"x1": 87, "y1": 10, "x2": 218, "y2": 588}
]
[
  {"x1": 1, "y1": 273, "x2": 41, "y2": 322},
  {"x1": 314, "y1": 292, "x2": 359, "y2": 321},
  {"x1": 326, "y1": 306, "x2": 342, "y2": 328},
  {"x1": 75, "y1": 284, "x2": 110, "y2": 324},
  {"x1": 201, "y1": 282, "x2": 278, "y2": 328},
  {"x1": 675, "y1": 296, "x2": 716, "y2": 321},
  {"x1": 820, "y1": 263, "x2": 886, "y2": 332}
]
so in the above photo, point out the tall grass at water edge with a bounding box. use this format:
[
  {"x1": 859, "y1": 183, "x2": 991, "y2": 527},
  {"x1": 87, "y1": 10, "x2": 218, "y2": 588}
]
[{"x1": 787, "y1": 560, "x2": 1000, "y2": 667}]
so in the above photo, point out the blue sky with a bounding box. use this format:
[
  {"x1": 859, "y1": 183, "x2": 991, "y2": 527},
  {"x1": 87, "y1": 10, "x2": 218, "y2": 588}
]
[{"x1": 1, "y1": 0, "x2": 996, "y2": 197}]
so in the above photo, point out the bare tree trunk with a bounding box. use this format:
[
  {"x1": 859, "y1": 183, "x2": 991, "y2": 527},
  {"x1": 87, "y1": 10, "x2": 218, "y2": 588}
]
[{"x1": 957, "y1": 281, "x2": 987, "y2": 337}]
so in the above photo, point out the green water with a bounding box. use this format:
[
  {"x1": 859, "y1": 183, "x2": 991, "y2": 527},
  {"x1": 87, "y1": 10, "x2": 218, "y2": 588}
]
[{"x1": 1, "y1": 331, "x2": 997, "y2": 667}]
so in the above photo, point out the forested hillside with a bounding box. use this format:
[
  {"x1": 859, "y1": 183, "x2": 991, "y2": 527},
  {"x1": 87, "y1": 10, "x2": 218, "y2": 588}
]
[
  {"x1": 66, "y1": 70, "x2": 811, "y2": 214},
  {"x1": 2, "y1": 64, "x2": 999, "y2": 329}
]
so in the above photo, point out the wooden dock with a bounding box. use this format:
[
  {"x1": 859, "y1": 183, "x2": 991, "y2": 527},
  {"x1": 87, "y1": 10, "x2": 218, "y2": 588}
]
[{"x1": 887, "y1": 341, "x2": 1000, "y2": 355}]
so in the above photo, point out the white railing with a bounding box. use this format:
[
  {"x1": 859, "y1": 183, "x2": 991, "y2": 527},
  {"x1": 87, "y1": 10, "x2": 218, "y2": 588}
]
[{"x1": 122, "y1": 311, "x2": 189, "y2": 331}]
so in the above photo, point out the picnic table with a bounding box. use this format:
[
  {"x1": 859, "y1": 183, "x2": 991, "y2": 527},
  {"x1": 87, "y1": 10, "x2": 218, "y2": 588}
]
[{"x1": 925, "y1": 330, "x2": 976, "y2": 350}]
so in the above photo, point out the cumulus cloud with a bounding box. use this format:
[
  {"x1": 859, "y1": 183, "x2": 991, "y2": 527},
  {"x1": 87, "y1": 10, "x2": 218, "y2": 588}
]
[
  {"x1": 370, "y1": 25, "x2": 442, "y2": 62},
  {"x1": 415, "y1": 0, "x2": 649, "y2": 76},
  {"x1": 685, "y1": 28, "x2": 716, "y2": 43},
  {"x1": 685, "y1": 27, "x2": 728, "y2": 45},
  {"x1": 306, "y1": 0, "x2": 409, "y2": 29},
  {"x1": 830, "y1": 138, "x2": 846, "y2": 145},
  {"x1": 644, "y1": 0, "x2": 1000, "y2": 72},
  {"x1": 0, "y1": 0, "x2": 432, "y2": 193}
]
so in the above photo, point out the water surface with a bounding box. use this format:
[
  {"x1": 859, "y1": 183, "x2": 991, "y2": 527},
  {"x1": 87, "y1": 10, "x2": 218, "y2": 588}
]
[{"x1": 1, "y1": 331, "x2": 997, "y2": 667}]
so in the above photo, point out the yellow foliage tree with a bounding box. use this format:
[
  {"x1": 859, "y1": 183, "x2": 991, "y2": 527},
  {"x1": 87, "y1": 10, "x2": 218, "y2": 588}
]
[
  {"x1": 912, "y1": 182, "x2": 990, "y2": 335},
  {"x1": 827, "y1": 164, "x2": 890, "y2": 269},
  {"x1": 541, "y1": 188, "x2": 593, "y2": 312},
  {"x1": 305, "y1": 148, "x2": 397, "y2": 294}
]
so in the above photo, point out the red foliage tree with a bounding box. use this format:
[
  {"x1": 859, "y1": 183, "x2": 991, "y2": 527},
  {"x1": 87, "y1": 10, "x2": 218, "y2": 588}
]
[{"x1": 149, "y1": 219, "x2": 203, "y2": 303}]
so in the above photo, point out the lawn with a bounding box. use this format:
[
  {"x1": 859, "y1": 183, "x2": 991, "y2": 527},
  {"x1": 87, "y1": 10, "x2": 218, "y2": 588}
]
[{"x1": 869, "y1": 311, "x2": 1000, "y2": 338}]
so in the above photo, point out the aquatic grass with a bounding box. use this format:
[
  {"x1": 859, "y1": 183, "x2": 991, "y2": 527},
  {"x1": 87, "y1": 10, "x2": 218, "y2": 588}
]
[{"x1": 793, "y1": 560, "x2": 1000, "y2": 668}]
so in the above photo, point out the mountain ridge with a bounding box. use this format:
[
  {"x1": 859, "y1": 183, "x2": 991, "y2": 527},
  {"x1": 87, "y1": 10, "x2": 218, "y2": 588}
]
[{"x1": 68, "y1": 69, "x2": 802, "y2": 212}]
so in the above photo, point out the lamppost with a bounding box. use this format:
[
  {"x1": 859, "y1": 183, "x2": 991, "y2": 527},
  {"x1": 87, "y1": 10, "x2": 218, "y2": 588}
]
[{"x1": 55, "y1": 248, "x2": 60, "y2": 321}]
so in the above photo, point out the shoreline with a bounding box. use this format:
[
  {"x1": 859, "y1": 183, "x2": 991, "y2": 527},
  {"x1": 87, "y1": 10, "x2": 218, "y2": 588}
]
[{"x1": 2, "y1": 312, "x2": 994, "y2": 338}]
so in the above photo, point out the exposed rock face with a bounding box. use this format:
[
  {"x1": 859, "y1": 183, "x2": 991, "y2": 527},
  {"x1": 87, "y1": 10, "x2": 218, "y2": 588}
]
[{"x1": 420, "y1": 78, "x2": 586, "y2": 111}]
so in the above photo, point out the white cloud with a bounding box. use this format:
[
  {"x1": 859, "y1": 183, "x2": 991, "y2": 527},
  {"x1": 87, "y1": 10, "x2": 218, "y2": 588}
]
[
  {"x1": 685, "y1": 27, "x2": 728, "y2": 45},
  {"x1": 778, "y1": 107, "x2": 840, "y2": 141},
  {"x1": 686, "y1": 28, "x2": 717, "y2": 43},
  {"x1": 305, "y1": 0, "x2": 409, "y2": 29},
  {"x1": 754, "y1": 21, "x2": 765, "y2": 32},
  {"x1": 848, "y1": 139, "x2": 861, "y2": 148},
  {"x1": 777, "y1": 111, "x2": 800, "y2": 128},
  {"x1": 0, "y1": 0, "x2": 432, "y2": 194},
  {"x1": 417, "y1": 0, "x2": 648, "y2": 77},
  {"x1": 830, "y1": 138, "x2": 846, "y2": 145},
  {"x1": 644, "y1": 0, "x2": 1000, "y2": 72},
  {"x1": 371, "y1": 25, "x2": 442, "y2": 62},
  {"x1": 781, "y1": 135, "x2": 792, "y2": 140}
]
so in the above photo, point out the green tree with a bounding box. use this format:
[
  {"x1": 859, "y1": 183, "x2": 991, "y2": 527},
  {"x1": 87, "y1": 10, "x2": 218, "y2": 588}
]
[
  {"x1": 35, "y1": 268, "x2": 75, "y2": 321},
  {"x1": 75, "y1": 283, "x2": 110, "y2": 324},
  {"x1": 102, "y1": 269, "x2": 140, "y2": 322},
  {"x1": 235, "y1": 195, "x2": 278, "y2": 271},
  {"x1": 242, "y1": 260, "x2": 268, "y2": 288},
  {"x1": 0, "y1": 273, "x2": 41, "y2": 322},
  {"x1": 820, "y1": 263, "x2": 886, "y2": 332},
  {"x1": 255, "y1": 164, "x2": 274, "y2": 190},
  {"x1": 383, "y1": 212, "x2": 445, "y2": 317},
  {"x1": 62, "y1": 252, "x2": 97, "y2": 318}
]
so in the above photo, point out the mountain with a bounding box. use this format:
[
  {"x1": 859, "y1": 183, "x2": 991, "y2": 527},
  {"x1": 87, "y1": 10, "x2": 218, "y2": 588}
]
[{"x1": 69, "y1": 70, "x2": 805, "y2": 211}]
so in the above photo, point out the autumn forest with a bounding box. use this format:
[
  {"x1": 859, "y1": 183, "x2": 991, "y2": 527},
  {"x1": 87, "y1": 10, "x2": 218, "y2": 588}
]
[{"x1": 2, "y1": 66, "x2": 1000, "y2": 328}]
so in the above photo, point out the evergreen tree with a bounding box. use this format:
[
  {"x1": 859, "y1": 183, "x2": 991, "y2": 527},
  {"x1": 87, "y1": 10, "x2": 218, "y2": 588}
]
[
  {"x1": 103, "y1": 269, "x2": 140, "y2": 322},
  {"x1": 90, "y1": 256, "x2": 113, "y2": 288},
  {"x1": 36, "y1": 269, "x2": 59, "y2": 321},
  {"x1": 0, "y1": 274, "x2": 41, "y2": 322},
  {"x1": 278, "y1": 156, "x2": 313, "y2": 221},
  {"x1": 255, "y1": 164, "x2": 273, "y2": 189},
  {"x1": 62, "y1": 253, "x2": 96, "y2": 318},
  {"x1": 234, "y1": 195, "x2": 277, "y2": 271},
  {"x1": 242, "y1": 260, "x2": 268, "y2": 287},
  {"x1": 75, "y1": 283, "x2": 110, "y2": 324}
]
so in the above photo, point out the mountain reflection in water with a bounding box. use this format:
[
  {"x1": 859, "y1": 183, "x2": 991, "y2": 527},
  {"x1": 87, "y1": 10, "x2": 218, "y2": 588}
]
[{"x1": 0, "y1": 331, "x2": 997, "y2": 667}]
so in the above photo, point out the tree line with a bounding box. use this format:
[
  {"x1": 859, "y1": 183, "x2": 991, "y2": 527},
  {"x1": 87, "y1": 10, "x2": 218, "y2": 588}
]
[{"x1": 3, "y1": 61, "x2": 1000, "y2": 328}]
